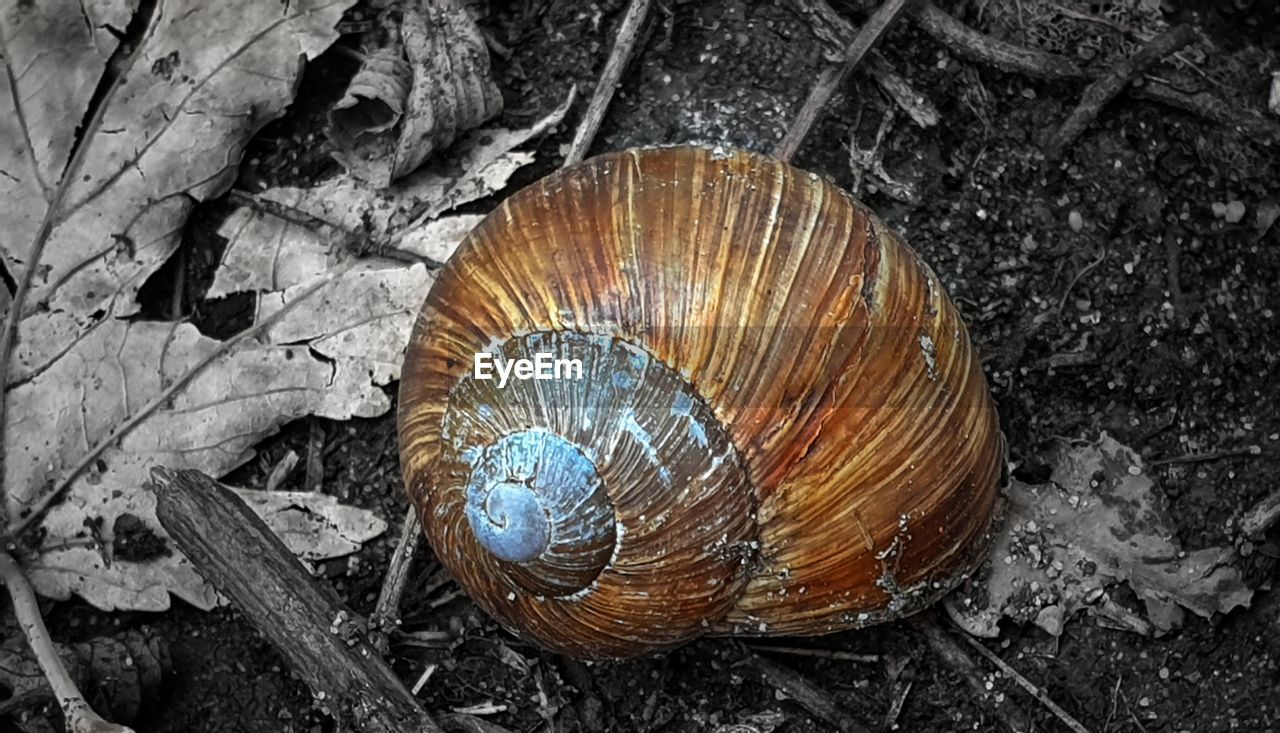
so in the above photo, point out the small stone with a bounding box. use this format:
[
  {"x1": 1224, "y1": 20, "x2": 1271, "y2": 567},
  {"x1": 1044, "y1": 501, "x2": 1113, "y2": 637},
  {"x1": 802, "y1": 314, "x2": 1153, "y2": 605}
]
[
  {"x1": 1212, "y1": 202, "x2": 1228, "y2": 218},
  {"x1": 1224, "y1": 200, "x2": 1246, "y2": 224},
  {"x1": 1159, "y1": 667, "x2": 1170, "y2": 680},
  {"x1": 1068, "y1": 210, "x2": 1083, "y2": 232},
  {"x1": 1035, "y1": 605, "x2": 1064, "y2": 636}
]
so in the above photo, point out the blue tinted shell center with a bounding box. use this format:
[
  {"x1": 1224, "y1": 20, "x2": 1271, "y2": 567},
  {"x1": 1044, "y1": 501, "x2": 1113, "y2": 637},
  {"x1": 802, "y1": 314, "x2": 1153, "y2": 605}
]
[{"x1": 464, "y1": 430, "x2": 605, "y2": 564}]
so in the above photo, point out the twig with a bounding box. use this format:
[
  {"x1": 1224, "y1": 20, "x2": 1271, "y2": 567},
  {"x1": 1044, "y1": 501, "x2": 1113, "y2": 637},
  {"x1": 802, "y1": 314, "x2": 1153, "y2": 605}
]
[
  {"x1": 150, "y1": 468, "x2": 443, "y2": 733},
  {"x1": 228, "y1": 189, "x2": 443, "y2": 268},
  {"x1": 883, "y1": 679, "x2": 912, "y2": 730},
  {"x1": 1043, "y1": 1, "x2": 1151, "y2": 40},
  {"x1": 910, "y1": 1, "x2": 1087, "y2": 80},
  {"x1": 264, "y1": 450, "x2": 300, "y2": 492},
  {"x1": 953, "y1": 626, "x2": 1093, "y2": 733},
  {"x1": 170, "y1": 246, "x2": 186, "y2": 321},
  {"x1": 1240, "y1": 487, "x2": 1280, "y2": 537},
  {"x1": 746, "y1": 644, "x2": 879, "y2": 663},
  {"x1": 790, "y1": 0, "x2": 939, "y2": 128},
  {"x1": 0, "y1": 550, "x2": 136, "y2": 733},
  {"x1": 1056, "y1": 249, "x2": 1107, "y2": 315},
  {"x1": 6, "y1": 272, "x2": 339, "y2": 540},
  {"x1": 1130, "y1": 79, "x2": 1280, "y2": 142},
  {"x1": 1148, "y1": 446, "x2": 1262, "y2": 466},
  {"x1": 775, "y1": 0, "x2": 913, "y2": 163},
  {"x1": 912, "y1": 616, "x2": 1032, "y2": 733},
  {"x1": 410, "y1": 664, "x2": 438, "y2": 696},
  {"x1": 1044, "y1": 25, "x2": 1199, "y2": 158},
  {"x1": 395, "y1": 629, "x2": 453, "y2": 647},
  {"x1": 439, "y1": 712, "x2": 517, "y2": 733},
  {"x1": 849, "y1": 107, "x2": 919, "y2": 202},
  {"x1": 227, "y1": 188, "x2": 359, "y2": 245},
  {"x1": 428, "y1": 587, "x2": 464, "y2": 609},
  {"x1": 900, "y1": 3, "x2": 1280, "y2": 141},
  {"x1": 370, "y1": 506, "x2": 424, "y2": 654},
  {"x1": 305, "y1": 419, "x2": 326, "y2": 492},
  {"x1": 866, "y1": 54, "x2": 939, "y2": 128},
  {"x1": 452, "y1": 703, "x2": 506, "y2": 716},
  {"x1": 734, "y1": 643, "x2": 872, "y2": 733},
  {"x1": 1105, "y1": 675, "x2": 1123, "y2": 731},
  {"x1": 563, "y1": 0, "x2": 652, "y2": 167}
]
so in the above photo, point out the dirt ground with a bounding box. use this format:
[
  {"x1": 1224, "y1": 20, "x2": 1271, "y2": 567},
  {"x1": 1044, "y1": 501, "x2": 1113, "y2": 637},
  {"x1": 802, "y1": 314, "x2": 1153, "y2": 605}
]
[{"x1": 11, "y1": 0, "x2": 1280, "y2": 731}]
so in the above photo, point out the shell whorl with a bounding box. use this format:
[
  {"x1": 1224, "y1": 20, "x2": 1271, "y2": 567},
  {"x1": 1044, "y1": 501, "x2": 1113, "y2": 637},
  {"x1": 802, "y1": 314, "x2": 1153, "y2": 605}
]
[
  {"x1": 398, "y1": 146, "x2": 1004, "y2": 658},
  {"x1": 427, "y1": 330, "x2": 757, "y2": 655},
  {"x1": 462, "y1": 429, "x2": 609, "y2": 567}
]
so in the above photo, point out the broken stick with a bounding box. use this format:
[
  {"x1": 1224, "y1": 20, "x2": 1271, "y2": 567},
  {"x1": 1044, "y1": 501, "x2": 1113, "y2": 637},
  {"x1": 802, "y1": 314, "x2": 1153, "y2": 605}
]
[
  {"x1": 1044, "y1": 24, "x2": 1199, "y2": 158},
  {"x1": 775, "y1": 0, "x2": 914, "y2": 162},
  {"x1": 910, "y1": 2, "x2": 1087, "y2": 81},
  {"x1": 911, "y1": 615, "x2": 1033, "y2": 733},
  {"x1": 150, "y1": 467, "x2": 442, "y2": 733},
  {"x1": 564, "y1": 0, "x2": 652, "y2": 166},
  {"x1": 791, "y1": 0, "x2": 940, "y2": 128},
  {"x1": 1240, "y1": 486, "x2": 1280, "y2": 537},
  {"x1": 369, "y1": 505, "x2": 424, "y2": 654},
  {"x1": 733, "y1": 643, "x2": 873, "y2": 733}
]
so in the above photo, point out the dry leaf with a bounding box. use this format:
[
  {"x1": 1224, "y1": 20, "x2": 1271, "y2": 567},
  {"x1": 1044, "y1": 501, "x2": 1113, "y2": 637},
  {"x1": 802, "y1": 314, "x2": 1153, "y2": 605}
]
[
  {"x1": 210, "y1": 92, "x2": 574, "y2": 301},
  {"x1": 948, "y1": 434, "x2": 1252, "y2": 637},
  {"x1": 1, "y1": 0, "x2": 350, "y2": 386},
  {"x1": 9, "y1": 294, "x2": 416, "y2": 610},
  {"x1": 0, "y1": 0, "x2": 430, "y2": 612},
  {"x1": 329, "y1": 0, "x2": 504, "y2": 186},
  {"x1": 234, "y1": 488, "x2": 387, "y2": 561}
]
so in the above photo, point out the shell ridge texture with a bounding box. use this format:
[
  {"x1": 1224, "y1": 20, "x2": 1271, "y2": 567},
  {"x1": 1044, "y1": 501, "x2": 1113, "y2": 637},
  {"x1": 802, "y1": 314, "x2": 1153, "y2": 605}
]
[{"x1": 398, "y1": 145, "x2": 1002, "y2": 658}]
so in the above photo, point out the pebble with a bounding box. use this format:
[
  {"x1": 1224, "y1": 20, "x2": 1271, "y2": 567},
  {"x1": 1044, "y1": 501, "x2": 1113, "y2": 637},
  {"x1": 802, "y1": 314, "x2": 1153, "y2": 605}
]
[
  {"x1": 1068, "y1": 210, "x2": 1083, "y2": 232},
  {"x1": 1225, "y1": 200, "x2": 1246, "y2": 224},
  {"x1": 1212, "y1": 200, "x2": 1248, "y2": 223}
]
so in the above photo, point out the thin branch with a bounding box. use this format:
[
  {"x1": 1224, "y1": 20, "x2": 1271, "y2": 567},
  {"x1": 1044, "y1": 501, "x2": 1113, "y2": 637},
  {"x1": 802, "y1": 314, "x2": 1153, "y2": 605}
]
[
  {"x1": 1130, "y1": 79, "x2": 1280, "y2": 142},
  {"x1": 899, "y1": 2, "x2": 1280, "y2": 140},
  {"x1": 1056, "y1": 249, "x2": 1107, "y2": 315},
  {"x1": 369, "y1": 505, "x2": 423, "y2": 654},
  {"x1": 1044, "y1": 24, "x2": 1199, "y2": 158},
  {"x1": 0, "y1": 550, "x2": 135, "y2": 733},
  {"x1": 790, "y1": 0, "x2": 939, "y2": 128},
  {"x1": 775, "y1": 0, "x2": 913, "y2": 162},
  {"x1": 746, "y1": 643, "x2": 879, "y2": 663},
  {"x1": 6, "y1": 272, "x2": 339, "y2": 540},
  {"x1": 954, "y1": 627, "x2": 1094, "y2": 733},
  {"x1": 913, "y1": 616, "x2": 1032, "y2": 732},
  {"x1": 734, "y1": 642, "x2": 873, "y2": 733},
  {"x1": 909, "y1": 1, "x2": 1088, "y2": 80},
  {"x1": 563, "y1": 0, "x2": 652, "y2": 167},
  {"x1": 1239, "y1": 486, "x2": 1280, "y2": 537},
  {"x1": 1148, "y1": 446, "x2": 1263, "y2": 466}
]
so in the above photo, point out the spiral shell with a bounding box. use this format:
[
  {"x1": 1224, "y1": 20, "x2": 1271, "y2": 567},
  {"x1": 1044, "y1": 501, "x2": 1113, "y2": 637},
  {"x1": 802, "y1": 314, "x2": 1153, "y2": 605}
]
[{"x1": 398, "y1": 145, "x2": 1002, "y2": 658}]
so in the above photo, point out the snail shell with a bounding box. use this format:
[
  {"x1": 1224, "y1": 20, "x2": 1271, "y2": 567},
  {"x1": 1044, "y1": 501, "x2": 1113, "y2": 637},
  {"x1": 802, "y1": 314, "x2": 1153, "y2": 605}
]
[{"x1": 398, "y1": 146, "x2": 1002, "y2": 659}]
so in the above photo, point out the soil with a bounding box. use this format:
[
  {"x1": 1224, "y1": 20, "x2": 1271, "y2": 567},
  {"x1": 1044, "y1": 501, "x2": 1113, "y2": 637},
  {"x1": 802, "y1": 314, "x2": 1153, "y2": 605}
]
[{"x1": 7, "y1": 0, "x2": 1280, "y2": 731}]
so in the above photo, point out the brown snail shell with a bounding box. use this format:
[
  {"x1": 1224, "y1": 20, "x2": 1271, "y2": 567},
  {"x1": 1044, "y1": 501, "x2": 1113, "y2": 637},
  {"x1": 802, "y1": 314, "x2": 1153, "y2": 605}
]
[{"x1": 398, "y1": 145, "x2": 1003, "y2": 659}]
